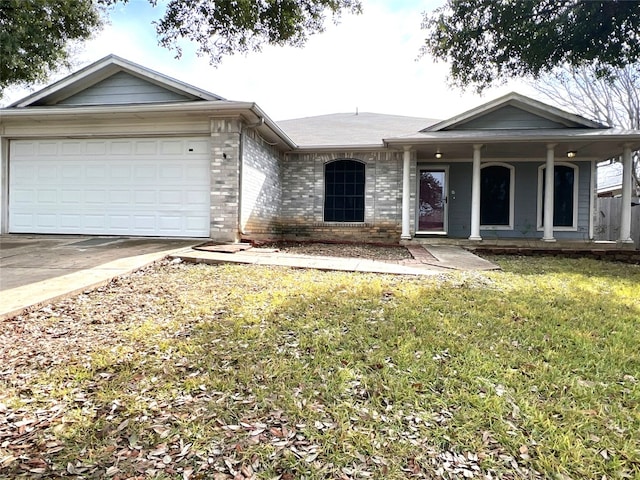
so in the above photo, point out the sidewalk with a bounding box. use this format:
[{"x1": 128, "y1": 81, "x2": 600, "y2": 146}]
[
  {"x1": 173, "y1": 244, "x2": 499, "y2": 275},
  {"x1": 1, "y1": 243, "x2": 498, "y2": 320}
]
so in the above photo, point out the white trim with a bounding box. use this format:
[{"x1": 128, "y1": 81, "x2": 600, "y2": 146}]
[
  {"x1": 415, "y1": 156, "x2": 603, "y2": 163},
  {"x1": 619, "y1": 145, "x2": 634, "y2": 243},
  {"x1": 415, "y1": 164, "x2": 449, "y2": 235},
  {"x1": 537, "y1": 162, "x2": 579, "y2": 231},
  {"x1": 401, "y1": 147, "x2": 412, "y2": 239},
  {"x1": 9, "y1": 55, "x2": 222, "y2": 108},
  {"x1": 422, "y1": 92, "x2": 607, "y2": 132},
  {"x1": 589, "y1": 159, "x2": 596, "y2": 240},
  {"x1": 480, "y1": 162, "x2": 515, "y2": 230}
]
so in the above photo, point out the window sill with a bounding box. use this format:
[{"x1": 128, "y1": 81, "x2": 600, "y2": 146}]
[
  {"x1": 317, "y1": 222, "x2": 369, "y2": 227},
  {"x1": 536, "y1": 226, "x2": 578, "y2": 232},
  {"x1": 481, "y1": 225, "x2": 514, "y2": 231}
]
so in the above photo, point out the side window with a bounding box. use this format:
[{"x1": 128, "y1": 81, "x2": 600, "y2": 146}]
[{"x1": 324, "y1": 159, "x2": 365, "y2": 222}]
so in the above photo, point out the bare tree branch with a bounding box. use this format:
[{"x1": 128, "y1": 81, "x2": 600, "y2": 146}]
[{"x1": 532, "y1": 64, "x2": 640, "y2": 192}]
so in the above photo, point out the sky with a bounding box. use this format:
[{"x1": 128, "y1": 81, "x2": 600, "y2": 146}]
[{"x1": 2, "y1": 0, "x2": 538, "y2": 121}]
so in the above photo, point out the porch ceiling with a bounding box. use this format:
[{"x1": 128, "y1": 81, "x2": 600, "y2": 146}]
[{"x1": 384, "y1": 129, "x2": 640, "y2": 161}]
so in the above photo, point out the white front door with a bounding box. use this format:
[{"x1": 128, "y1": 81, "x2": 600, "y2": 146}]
[
  {"x1": 417, "y1": 167, "x2": 448, "y2": 234},
  {"x1": 9, "y1": 137, "x2": 211, "y2": 237}
]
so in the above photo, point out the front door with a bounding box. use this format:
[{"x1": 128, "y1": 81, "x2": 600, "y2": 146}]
[{"x1": 417, "y1": 168, "x2": 447, "y2": 234}]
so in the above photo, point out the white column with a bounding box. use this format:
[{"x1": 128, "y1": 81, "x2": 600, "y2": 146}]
[
  {"x1": 401, "y1": 147, "x2": 412, "y2": 240},
  {"x1": 619, "y1": 144, "x2": 634, "y2": 243},
  {"x1": 469, "y1": 144, "x2": 482, "y2": 240},
  {"x1": 542, "y1": 144, "x2": 556, "y2": 242}
]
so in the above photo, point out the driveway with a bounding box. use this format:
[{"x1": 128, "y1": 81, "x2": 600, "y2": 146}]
[{"x1": 0, "y1": 235, "x2": 199, "y2": 291}]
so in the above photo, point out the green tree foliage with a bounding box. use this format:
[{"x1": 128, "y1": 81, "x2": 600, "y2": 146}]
[
  {"x1": 148, "y1": 0, "x2": 362, "y2": 63},
  {"x1": 0, "y1": 0, "x2": 361, "y2": 95},
  {"x1": 422, "y1": 0, "x2": 640, "y2": 92},
  {"x1": 0, "y1": 0, "x2": 102, "y2": 92}
]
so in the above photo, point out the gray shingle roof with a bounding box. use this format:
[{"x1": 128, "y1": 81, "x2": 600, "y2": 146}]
[{"x1": 277, "y1": 112, "x2": 439, "y2": 147}]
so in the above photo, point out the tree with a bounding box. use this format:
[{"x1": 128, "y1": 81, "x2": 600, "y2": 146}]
[
  {"x1": 0, "y1": 0, "x2": 102, "y2": 93},
  {"x1": 533, "y1": 64, "x2": 640, "y2": 190},
  {"x1": 146, "y1": 0, "x2": 362, "y2": 64},
  {"x1": 421, "y1": 0, "x2": 640, "y2": 92},
  {"x1": 0, "y1": 0, "x2": 362, "y2": 96}
]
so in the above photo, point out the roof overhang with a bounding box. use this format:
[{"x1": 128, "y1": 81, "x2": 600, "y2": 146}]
[
  {"x1": 384, "y1": 129, "x2": 640, "y2": 161},
  {"x1": 424, "y1": 92, "x2": 607, "y2": 131},
  {"x1": 9, "y1": 54, "x2": 223, "y2": 107},
  {"x1": 0, "y1": 101, "x2": 297, "y2": 151}
]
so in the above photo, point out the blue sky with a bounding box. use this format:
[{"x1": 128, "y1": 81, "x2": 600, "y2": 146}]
[{"x1": 4, "y1": 0, "x2": 535, "y2": 120}]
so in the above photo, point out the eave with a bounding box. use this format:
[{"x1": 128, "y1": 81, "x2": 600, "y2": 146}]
[
  {"x1": 0, "y1": 101, "x2": 297, "y2": 151},
  {"x1": 384, "y1": 129, "x2": 640, "y2": 161}
]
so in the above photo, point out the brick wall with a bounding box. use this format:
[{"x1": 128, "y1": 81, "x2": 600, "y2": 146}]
[
  {"x1": 275, "y1": 151, "x2": 404, "y2": 243},
  {"x1": 209, "y1": 118, "x2": 241, "y2": 242},
  {"x1": 240, "y1": 129, "x2": 283, "y2": 237}
]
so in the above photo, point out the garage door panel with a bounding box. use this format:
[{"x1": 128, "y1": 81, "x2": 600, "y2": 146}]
[
  {"x1": 61, "y1": 190, "x2": 83, "y2": 204},
  {"x1": 9, "y1": 137, "x2": 211, "y2": 237},
  {"x1": 160, "y1": 141, "x2": 182, "y2": 155},
  {"x1": 61, "y1": 142, "x2": 82, "y2": 155},
  {"x1": 110, "y1": 141, "x2": 133, "y2": 155},
  {"x1": 38, "y1": 165, "x2": 57, "y2": 179},
  {"x1": 60, "y1": 214, "x2": 82, "y2": 227},
  {"x1": 38, "y1": 142, "x2": 60, "y2": 155},
  {"x1": 86, "y1": 141, "x2": 107, "y2": 155},
  {"x1": 37, "y1": 190, "x2": 57, "y2": 204},
  {"x1": 110, "y1": 190, "x2": 131, "y2": 204}
]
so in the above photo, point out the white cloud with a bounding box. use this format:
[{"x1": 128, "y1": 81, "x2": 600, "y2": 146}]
[{"x1": 3, "y1": 0, "x2": 537, "y2": 120}]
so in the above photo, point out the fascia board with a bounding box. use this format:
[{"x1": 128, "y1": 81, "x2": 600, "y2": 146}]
[
  {"x1": 424, "y1": 92, "x2": 606, "y2": 132},
  {"x1": 0, "y1": 100, "x2": 297, "y2": 150},
  {"x1": 9, "y1": 54, "x2": 222, "y2": 108}
]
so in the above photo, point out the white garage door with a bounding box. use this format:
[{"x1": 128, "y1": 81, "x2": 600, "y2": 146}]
[{"x1": 9, "y1": 137, "x2": 211, "y2": 237}]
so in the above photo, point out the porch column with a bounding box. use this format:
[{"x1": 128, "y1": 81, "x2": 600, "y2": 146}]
[
  {"x1": 469, "y1": 144, "x2": 483, "y2": 240},
  {"x1": 401, "y1": 146, "x2": 412, "y2": 240},
  {"x1": 542, "y1": 143, "x2": 556, "y2": 242},
  {"x1": 619, "y1": 144, "x2": 634, "y2": 243}
]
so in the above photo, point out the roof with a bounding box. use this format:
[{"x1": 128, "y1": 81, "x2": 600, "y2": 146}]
[
  {"x1": 277, "y1": 112, "x2": 439, "y2": 148},
  {"x1": 8, "y1": 54, "x2": 224, "y2": 108},
  {"x1": 425, "y1": 92, "x2": 608, "y2": 131}
]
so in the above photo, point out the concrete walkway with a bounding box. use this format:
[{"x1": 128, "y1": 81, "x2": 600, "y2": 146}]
[
  {"x1": 0, "y1": 239, "x2": 498, "y2": 320},
  {"x1": 173, "y1": 244, "x2": 499, "y2": 275}
]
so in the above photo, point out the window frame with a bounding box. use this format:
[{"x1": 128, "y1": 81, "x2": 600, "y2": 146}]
[
  {"x1": 323, "y1": 159, "x2": 366, "y2": 223},
  {"x1": 537, "y1": 162, "x2": 579, "y2": 231},
  {"x1": 480, "y1": 162, "x2": 515, "y2": 230}
]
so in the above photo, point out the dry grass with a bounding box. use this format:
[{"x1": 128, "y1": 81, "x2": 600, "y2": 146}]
[{"x1": 1, "y1": 256, "x2": 639, "y2": 479}]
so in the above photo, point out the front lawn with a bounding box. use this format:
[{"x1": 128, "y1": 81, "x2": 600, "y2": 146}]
[{"x1": 1, "y1": 257, "x2": 639, "y2": 479}]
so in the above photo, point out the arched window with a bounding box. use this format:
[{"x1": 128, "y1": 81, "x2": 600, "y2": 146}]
[
  {"x1": 480, "y1": 163, "x2": 514, "y2": 228},
  {"x1": 538, "y1": 163, "x2": 579, "y2": 229},
  {"x1": 324, "y1": 159, "x2": 365, "y2": 222}
]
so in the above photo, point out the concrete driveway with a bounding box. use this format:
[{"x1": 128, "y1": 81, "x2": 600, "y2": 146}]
[
  {"x1": 0, "y1": 235, "x2": 199, "y2": 319},
  {"x1": 0, "y1": 235, "x2": 198, "y2": 291}
]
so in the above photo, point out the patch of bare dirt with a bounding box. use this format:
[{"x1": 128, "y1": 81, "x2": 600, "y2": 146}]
[{"x1": 260, "y1": 242, "x2": 413, "y2": 261}]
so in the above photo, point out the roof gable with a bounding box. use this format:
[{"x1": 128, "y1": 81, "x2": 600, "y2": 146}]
[
  {"x1": 10, "y1": 54, "x2": 223, "y2": 108},
  {"x1": 424, "y1": 92, "x2": 607, "y2": 132}
]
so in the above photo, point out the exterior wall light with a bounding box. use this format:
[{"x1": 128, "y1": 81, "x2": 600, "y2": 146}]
[
  {"x1": 567, "y1": 151, "x2": 577, "y2": 158},
  {"x1": 434, "y1": 152, "x2": 443, "y2": 159}
]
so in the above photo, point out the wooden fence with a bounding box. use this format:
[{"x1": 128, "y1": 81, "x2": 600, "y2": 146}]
[{"x1": 595, "y1": 197, "x2": 640, "y2": 246}]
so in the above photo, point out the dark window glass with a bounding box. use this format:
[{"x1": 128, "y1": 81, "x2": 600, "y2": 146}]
[
  {"x1": 542, "y1": 165, "x2": 575, "y2": 227},
  {"x1": 480, "y1": 165, "x2": 511, "y2": 226},
  {"x1": 324, "y1": 160, "x2": 365, "y2": 222}
]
